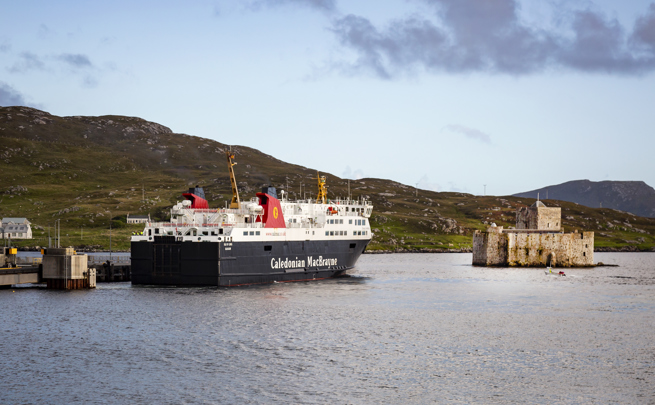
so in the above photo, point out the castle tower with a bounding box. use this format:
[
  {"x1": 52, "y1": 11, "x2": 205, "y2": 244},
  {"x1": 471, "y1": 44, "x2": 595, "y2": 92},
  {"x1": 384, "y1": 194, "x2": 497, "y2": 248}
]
[{"x1": 515, "y1": 201, "x2": 561, "y2": 231}]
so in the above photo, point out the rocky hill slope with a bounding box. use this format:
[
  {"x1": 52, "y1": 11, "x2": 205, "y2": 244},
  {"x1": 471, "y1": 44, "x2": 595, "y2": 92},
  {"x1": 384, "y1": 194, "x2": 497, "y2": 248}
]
[
  {"x1": 1, "y1": 106, "x2": 655, "y2": 251},
  {"x1": 513, "y1": 180, "x2": 655, "y2": 218}
]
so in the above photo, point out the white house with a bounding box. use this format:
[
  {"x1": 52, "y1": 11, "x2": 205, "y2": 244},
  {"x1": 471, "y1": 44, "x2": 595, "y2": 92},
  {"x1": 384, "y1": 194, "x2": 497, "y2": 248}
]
[
  {"x1": 1, "y1": 218, "x2": 33, "y2": 239},
  {"x1": 127, "y1": 214, "x2": 151, "y2": 224}
]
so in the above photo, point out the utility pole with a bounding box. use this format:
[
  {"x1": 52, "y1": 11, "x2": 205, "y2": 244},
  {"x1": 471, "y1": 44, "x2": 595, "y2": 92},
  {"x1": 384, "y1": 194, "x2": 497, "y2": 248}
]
[{"x1": 109, "y1": 212, "x2": 112, "y2": 263}]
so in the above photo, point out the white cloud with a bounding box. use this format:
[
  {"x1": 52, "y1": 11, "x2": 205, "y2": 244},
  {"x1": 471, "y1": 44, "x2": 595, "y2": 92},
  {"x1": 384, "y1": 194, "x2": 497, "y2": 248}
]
[
  {"x1": 443, "y1": 124, "x2": 492, "y2": 144},
  {"x1": 342, "y1": 165, "x2": 365, "y2": 179}
]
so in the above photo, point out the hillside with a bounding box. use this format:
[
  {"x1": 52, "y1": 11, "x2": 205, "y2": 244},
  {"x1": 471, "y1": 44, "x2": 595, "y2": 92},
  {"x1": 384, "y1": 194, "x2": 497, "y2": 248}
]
[
  {"x1": 1, "y1": 106, "x2": 655, "y2": 252},
  {"x1": 513, "y1": 180, "x2": 655, "y2": 218}
]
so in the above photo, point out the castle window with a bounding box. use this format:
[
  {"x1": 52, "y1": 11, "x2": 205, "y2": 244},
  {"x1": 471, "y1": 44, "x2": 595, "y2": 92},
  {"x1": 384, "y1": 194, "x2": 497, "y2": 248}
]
[{"x1": 583, "y1": 252, "x2": 586, "y2": 257}]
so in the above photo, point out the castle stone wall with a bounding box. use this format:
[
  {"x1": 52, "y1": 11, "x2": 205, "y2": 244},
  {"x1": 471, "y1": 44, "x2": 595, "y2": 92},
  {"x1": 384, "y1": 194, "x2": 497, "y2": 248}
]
[
  {"x1": 473, "y1": 227, "x2": 508, "y2": 266},
  {"x1": 473, "y1": 228, "x2": 594, "y2": 267},
  {"x1": 506, "y1": 231, "x2": 594, "y2": 267}
]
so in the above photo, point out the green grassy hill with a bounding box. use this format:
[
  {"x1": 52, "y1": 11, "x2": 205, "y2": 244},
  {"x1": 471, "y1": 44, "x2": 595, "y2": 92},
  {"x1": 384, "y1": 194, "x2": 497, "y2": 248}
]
[{"x1": 2, "y1": 106, "x2": 654, "y2": 252}]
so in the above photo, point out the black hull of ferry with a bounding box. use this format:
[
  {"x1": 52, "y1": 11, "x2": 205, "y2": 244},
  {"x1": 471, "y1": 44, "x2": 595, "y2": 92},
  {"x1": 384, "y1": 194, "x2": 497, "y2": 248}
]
[{"x1": 130, "y1": 237, "x2": 369, "y2": 286}]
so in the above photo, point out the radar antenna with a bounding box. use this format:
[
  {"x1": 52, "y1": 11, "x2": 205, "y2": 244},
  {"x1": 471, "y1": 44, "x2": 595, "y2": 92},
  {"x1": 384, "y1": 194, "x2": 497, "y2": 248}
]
[
  {"x1": 226, "y1": 149, "x2": 241, "y2": 209},
  {"x1": 313, "y1": 171, "x2": 328, "y2": 204}
]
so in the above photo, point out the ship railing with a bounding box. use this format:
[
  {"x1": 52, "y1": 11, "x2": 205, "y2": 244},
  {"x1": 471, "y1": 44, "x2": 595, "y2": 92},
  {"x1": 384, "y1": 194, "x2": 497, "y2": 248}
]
[
  {"x1": 148, "y1": 222, "x2": 267, "y2": 229},
  {"x1": 174, "y1": 208, "x2": 257, "y2": 216},
  {"x1": 231, "y1": 223, "x2": 266, "y2": 229},
  {"x1": 88, "y1": 255, "x2": 131, "y2": 265},
  {"x1": 282, "y1": 197, "x2": 369, "y2": 206},
  {"x1": 15, "y1": 257, "x2": 43, "y2": 265}
]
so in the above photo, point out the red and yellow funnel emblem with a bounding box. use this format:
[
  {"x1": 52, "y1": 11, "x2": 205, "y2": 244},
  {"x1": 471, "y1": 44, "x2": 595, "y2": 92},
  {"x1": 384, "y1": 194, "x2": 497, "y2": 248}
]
[{"x1": 273, "y1": 207, "x2": 279, "y2": 219}]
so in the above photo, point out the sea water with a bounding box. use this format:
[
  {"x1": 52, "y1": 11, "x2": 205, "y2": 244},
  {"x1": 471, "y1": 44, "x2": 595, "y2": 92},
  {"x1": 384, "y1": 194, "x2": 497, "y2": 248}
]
[{"x1": 1, "y1": 253, "x2": 653, "y2": 404}]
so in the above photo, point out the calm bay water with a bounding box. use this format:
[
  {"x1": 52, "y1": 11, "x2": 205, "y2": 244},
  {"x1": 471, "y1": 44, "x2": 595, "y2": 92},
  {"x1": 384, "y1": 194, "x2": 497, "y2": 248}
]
[{"x1": 1, "y1": 253, "x2": 654, "y2": 404}]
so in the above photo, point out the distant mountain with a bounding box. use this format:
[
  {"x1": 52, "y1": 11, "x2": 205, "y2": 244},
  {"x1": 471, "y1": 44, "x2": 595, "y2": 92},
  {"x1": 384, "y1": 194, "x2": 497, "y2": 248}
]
[{"x1": 513, "y1": 180, "x2": 655, "y2": 218}]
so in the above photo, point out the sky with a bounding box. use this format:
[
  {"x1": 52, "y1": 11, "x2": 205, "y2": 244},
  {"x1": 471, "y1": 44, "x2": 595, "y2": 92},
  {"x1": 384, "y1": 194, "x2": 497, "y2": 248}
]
[{"x1": 1, "y1": 0, "x2": 654, "y2": 196}]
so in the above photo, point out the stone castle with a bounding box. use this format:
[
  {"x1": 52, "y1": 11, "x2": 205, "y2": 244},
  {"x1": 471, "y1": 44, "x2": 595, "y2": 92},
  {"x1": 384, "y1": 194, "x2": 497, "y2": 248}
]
[{"x1": 473, "y1": 201, "x2": 594, "y2": 267}]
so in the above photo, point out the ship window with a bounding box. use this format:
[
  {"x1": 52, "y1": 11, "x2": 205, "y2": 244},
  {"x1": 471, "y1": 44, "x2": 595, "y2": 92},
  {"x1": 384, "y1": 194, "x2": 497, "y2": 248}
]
[
  {"x1": 340, "y1": 219, "x2": 343, "y2": 224},
  {"x1": 148, "y1": 229, "x2": 152, "y2": 236},
  {"x1": 203, "y1": 231, "x2": 209, "y2": 236},
  {"x1": 219, "y1": 228, "x2": 223, "y2": 234},
  {"x1": 340, "y1": 231, "x2": 344, "y2": 236},
  {"x1": 250, "y1": 231, "x2": 254, "y2": 236},
  {"x1": 358, "y1": 231, "x2": 362, "y2": 235},
  {"x1": 330, "y1": 231, "x2": 334, "y2": 236},
  {"x1": 349, "y1": 219, "x2": 352, "y2": 224},
  {"x1": 363, "y1": 219, "x2": 366, "y2": 225},
  {"x1": 154, "y1": 228, "x2": 159, "y2": 234},
  {"x1": 264, "y1": 245, "x2": 272, "y2": 251},
  {"x1": 325, "y1": 231, "x2": 329, "y2": 236},
  {"x1": 243, "y1": 231, "x2": 248, "y2": 236},
  {"x1": 256, "y1": 231, "x2": 260, "y2": 236},
  {"x1": 350, "y1": 243, "x2": 356, "y2": 249}
]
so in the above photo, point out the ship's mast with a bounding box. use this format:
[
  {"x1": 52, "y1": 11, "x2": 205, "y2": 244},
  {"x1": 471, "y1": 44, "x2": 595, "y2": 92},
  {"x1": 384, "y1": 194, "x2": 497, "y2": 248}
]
[
  {"x1": 226, "y1": 150, "x2": 241, "y2": 209},
  {"x1": 314, "y1": 171, "x2": 327, "y2": 204}
]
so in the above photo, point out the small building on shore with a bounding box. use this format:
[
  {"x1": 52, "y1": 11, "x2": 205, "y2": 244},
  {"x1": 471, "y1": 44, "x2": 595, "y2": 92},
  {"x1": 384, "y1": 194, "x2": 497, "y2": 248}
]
[
  {"x1": 473, "y1": 201, "x2": 594, "y2": 267},
  {"x1": 1, "y1": 217, "x2": 33, "y2": 239},
  {"x1": 127, "y1": 214, "x2": 150, "y2": 224}
]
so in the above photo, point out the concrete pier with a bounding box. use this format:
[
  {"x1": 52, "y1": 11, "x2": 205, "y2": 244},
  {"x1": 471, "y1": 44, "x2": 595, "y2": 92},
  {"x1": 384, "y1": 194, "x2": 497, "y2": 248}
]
[{"x1": 42, "y1": 248, "x2": 96, "y2": 290}]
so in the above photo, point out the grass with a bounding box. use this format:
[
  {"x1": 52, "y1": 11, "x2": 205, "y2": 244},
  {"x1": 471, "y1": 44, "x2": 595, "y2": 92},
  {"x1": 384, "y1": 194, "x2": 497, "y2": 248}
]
[{"x1": 2, "y1": 106, "x2": 655, "y2": 252}]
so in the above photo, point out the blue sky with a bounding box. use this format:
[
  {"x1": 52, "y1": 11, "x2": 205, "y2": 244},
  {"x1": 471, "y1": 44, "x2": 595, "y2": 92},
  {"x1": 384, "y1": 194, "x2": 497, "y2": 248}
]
[{"x1": 1, "y1": 0, "x2": 654, "y2": 196}]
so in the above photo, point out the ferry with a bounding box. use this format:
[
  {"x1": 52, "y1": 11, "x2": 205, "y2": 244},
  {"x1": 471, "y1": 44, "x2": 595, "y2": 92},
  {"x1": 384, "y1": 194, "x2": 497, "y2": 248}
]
[{"x1": 130, "y1": 151, "x2": 373, "y2": 286}]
